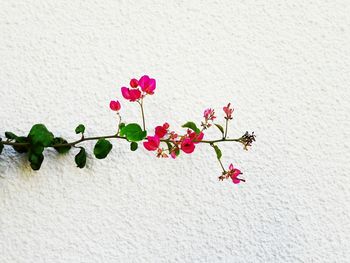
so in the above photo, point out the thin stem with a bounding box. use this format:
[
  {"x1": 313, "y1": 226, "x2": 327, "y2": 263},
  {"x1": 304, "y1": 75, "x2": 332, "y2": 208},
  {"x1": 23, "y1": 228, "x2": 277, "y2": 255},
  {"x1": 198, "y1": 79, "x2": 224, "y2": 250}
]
[
  {"x1": 116, "y1": 112, "x2": 122, "y2": 135},
  {"x1": 224, "y1": 118, "x2": 229, "y2": 139},
  {"x1": 217, "y1": 157, "x2": 226, "y2": 173},
  {"x1": 0, "y1": 135, "x2": 241, "y2": 148},
  {"x1": 139, "y1": 100, "x2": 146, "y2": 131},
  {"x1": 210, "y1": 143, "x2": 226, "y2": 173}
]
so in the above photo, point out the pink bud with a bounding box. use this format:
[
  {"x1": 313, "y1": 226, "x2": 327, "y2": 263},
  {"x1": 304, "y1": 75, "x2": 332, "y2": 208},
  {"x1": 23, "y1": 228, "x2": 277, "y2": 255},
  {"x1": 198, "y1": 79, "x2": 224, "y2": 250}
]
[
  {"x1": 109, "y1": 100, "x2": 121, "y2": 111},
  {"x1": 130, "y1": 78, "x2": 139, "y2": 88}
]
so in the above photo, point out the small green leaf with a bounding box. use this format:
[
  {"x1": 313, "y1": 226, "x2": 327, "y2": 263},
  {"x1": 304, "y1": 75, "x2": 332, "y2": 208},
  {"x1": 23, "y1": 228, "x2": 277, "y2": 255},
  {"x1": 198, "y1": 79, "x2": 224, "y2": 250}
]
[
  {"x1": 120, "y1": 123, "x2": 147, "y2": 142},
  {"x1": 213, "y1": 145, "x2": 222, "y2": 160},
  {"x1": 30, "y1": 144, "x2": 44, "y2": 155},
  {"x1": 0, "y1": 139, "x2": 3, "y2": 155},
  {"x1": 119, "y1": 122, "x2": 126, "y2": 130},
  {"x1": 13, "y1": 136, "x2": 29, "y2": 153},
  {"x1": 166, "y1": 142, "x2": 173, "y2": 153},
  {"x1": 28, "y1": 124, "x2": 54, "y2": 147},
  {"x1": 75, "y1": 124, "x2": 85, "y2": 135},
  {"x1": 214, "y1": 124, "x2": 225, "y2": 136},
  {"x1": 5, "y1": 132, "x2": 18, "y2": 140},
  {"x1": 28, "y1": 151, "x2": 44, "y2": 171},
  {"x1": 53, "y1": 137, "x2": 71, "y2": 154},
  {"x1": 182, "y1": 121, "x2": 200, "y2": 134},
  {"x1": 166, "y1": 141, "x2": 180, "y2": 157},
  {"x1": 130, "y1": 142, "x2": 138, "y2": 151},
  {"x1": 75, "y1": 147, "x2": 87, "y2": 168},
  {"x1": 94, "y1": 139, "x2": 113, "y2": 159}
]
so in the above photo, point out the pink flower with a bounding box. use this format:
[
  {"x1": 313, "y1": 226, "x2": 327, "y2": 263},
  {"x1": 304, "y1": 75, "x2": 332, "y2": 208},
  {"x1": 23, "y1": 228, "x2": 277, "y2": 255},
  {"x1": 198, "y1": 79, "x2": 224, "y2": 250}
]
[
  {"x1": 121, "y1": 87, "x2": 142, "y2": 101},
  {"x1": 130, "y1": 78, "x2": 139, "y2": 88},
  {"x1": 228, "y1": 164, "x2": 242, "y2": 184},
  {"x1": 155, "y1": 123, "x2": 169, "y2": 138},
  {"x1": 223, "y1": 103, "x2": 234, "y2": 120},
  {"x1": 181, "y1": 138, "x2": 195, "y2": 154},
  {"x1": 109, "y1": 100, "x2": 121, "y2": 111},
  {"x1": 139, "y1": 75, "x2": 156, "y2": 95},
  {"x1": 143, "y1": 135, "x2": 160, "y2": 151},
  {"x1": 204, "y1": 108, "x2": 216, "y2": 121},
  {"x1": 188, "y1": 131, "x2": 204, "y2": 144}
]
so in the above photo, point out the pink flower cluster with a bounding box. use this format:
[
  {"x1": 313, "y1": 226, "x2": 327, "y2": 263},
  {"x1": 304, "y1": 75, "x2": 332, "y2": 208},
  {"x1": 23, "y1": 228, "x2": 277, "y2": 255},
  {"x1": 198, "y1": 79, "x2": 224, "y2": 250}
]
[
  {"x1": 109, "y1": 75, "x2": 247, "y2": 185},
  {"x1": 122, "y1": 75, "x2": 156, "y2": 101},
  {"x1": 143, "y1": 122, "x2": 205, "y2": 158},
  {"x1": 110, "y1": 75, "x2": 157, "y2": 111}
]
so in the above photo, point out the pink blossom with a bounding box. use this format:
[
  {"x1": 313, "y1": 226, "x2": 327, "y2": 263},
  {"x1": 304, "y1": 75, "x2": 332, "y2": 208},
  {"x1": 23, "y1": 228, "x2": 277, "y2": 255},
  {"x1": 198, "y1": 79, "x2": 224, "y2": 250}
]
[
  {"x1": 109, "y1": 100, "x2": 121, "y2": 111},
  {"x1": 204, "y1": 108, "x2": 216, "y2": 121},
  {"x1": 139, "y1": 75, "x2": 156, "y2": 95},
  {"x1": 121, "y1": 87, "x2": 142, "y2": 101},
  {"x1": 143, "y1": 135, "x2": 160, "y2": 151},
  {"x1": 181, "y1": 138, "x2": 195, "y2": 154},
  {"x1": 188, "y1": 131, "x2": 204, "y2": 144},
  {"x1": 130, "y1": 78, "x2": 139, "y2": 88},
  {"x1": 155, "y1": 123, "x2": 169, "y2": 138},
  {"x1": 228, "y1": 163, "x2": 242, "y2": 184},
  {"x1": 223, "y1": 103, "x2": 234, "y2": 120}
]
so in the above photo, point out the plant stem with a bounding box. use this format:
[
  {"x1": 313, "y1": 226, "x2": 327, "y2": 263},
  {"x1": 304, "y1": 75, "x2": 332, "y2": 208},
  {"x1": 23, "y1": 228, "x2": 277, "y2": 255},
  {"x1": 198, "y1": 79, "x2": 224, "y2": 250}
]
[
  {"x1": 139, "y1": 100, "x2": 146, "y2": 131},
  {"x1": 224, "y1": 118, "x2": 229, "y2": 139},
  {"x1": 217, "y1": 157, "x2": 226, "y2": 173},
  {"x1": 0, "y1": 135, "x2": 241, "y2": 148}
]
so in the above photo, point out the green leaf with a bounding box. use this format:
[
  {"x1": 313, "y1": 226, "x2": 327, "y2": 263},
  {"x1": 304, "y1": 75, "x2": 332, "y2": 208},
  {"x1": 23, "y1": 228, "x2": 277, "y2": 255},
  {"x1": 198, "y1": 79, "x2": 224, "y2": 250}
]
[
  {"x1": 53, "y1": 137, "x2": 71, "y2": 154},
  {"x1": 5, "y1": 132, "x2": 18, "y2": 140},
  {"x1": 119, "y1": 122, "x2": 126, "y2": 130},
  {"x1": 28, "y1": 150, "x2": 44, "y2": 171},
  {"x1": 166, "y1": 141, "x2": 180, "y2": 157},
  {"x1": 130, "y1": 142, "x2": 138, "y2": 151},
  {"x1": 120, "y1": 123, "x2": 147, "y2": 142},
  {"x1": 75, "y1": 147, "x2": 87, "y2": 168},
  {"x1": 94, "y1": 139, "x2": 113, "y2": 159},
  {"x1": 75, "y1": 124, "x2": 85, "y2": 134},
  {"x1": 28, "y1": 124, "x2": 54, "y2": 147},
  {"x1": 213, "y1": 145, "x2": 222, "y2": 160},
  {"x1": 0, "y1": 139, "x2": 3, "y2": 155},
  {"x1": 166, "y1": 142, "x2": 173, "y2": 153},
  {"x1": 182, "y1": 121, "x2": 200, "y2": 134},
  {"x1": 214, "y1": 124, "x2": 225, "y2": 136},
  {"x1": 13, "y1": 136, "x2": 29, "y2": 153}
]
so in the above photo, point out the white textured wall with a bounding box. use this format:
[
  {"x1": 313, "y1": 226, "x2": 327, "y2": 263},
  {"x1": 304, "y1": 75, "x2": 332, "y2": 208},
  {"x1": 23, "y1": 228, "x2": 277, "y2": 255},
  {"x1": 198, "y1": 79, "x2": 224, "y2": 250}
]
[{"x1": 0, "y1": 1, "x2": 349, "y2": 262}]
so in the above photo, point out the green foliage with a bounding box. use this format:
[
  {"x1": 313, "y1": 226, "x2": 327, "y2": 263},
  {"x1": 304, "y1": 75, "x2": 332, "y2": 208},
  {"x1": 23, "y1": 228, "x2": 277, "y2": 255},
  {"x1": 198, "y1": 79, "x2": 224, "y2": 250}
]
[
  {"x1": 5, "y1": 132, "x2": 18, "y2": 140},
  {"x1": 28, "y1": 148, "x2": 44, "y2": 171},
  {"x1": 53, "y1": 137, "x2": 71, "y2": 154},
  {"x1": 75, "y1": 124, "x2": 85, "y2": 135},
  {"x1": 120, "y1": 123, "x2": 147, "y2": 142},
  {"x1": 75, "y1": 147, "x2": 87, "y2": 168},
  {"x1": 12, "y1": 136, "x2": 29, "y2": 153},
  {"x1": 28, "y1": 124, "x2": 54, "y2": 147},
  {"x1": 182, "y1": 121, "x2": 200, "y2": 134},
  {"x1": 119, "y1": 122, "x2": 126, "y2": 130},
  {"x1": 130, "y1": 142, "x2": 138, "y2": 151},
  {"x1": 0, "y1": 138, "x2": 3, "y2": 155},
  {"x1": 94, "y1": 139, "x2": 113, "y2": 159},
  {"x1": 214, "y1": 124, "x2": 225, "y2": 136},
  {"x1": 166, "y1": 141, "x2": 180, "y2": 157},
  {"x1": 213, "y1": 144, "x2": 222, "y2": 160}
]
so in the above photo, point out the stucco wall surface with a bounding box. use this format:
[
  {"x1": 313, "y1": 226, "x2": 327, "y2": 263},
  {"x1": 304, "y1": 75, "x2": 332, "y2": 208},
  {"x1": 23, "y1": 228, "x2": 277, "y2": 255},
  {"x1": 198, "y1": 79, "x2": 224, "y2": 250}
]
[{"x1": 0, "y1": 1, "x2": 349, "y2": 262}]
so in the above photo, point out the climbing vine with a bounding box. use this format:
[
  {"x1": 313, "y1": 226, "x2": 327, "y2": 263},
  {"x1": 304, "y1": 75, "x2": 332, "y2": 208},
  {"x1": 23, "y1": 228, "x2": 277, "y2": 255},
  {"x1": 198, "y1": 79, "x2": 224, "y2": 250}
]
[{"x1": 0, "y1": 75, "x2": 255, "y2": 184}]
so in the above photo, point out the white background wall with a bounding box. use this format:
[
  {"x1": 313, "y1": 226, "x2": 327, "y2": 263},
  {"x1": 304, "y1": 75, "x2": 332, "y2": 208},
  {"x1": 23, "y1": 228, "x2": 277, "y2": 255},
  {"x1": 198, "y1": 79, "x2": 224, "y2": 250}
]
[{"x1": 0, "y1": 1, "x2": 349, "y2": 262}]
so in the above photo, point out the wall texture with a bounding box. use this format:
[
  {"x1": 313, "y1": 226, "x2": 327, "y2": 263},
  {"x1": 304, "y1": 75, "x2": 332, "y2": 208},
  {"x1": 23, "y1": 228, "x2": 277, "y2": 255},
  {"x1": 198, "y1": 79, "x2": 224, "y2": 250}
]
[{"x1": 0, "y1": 1, "x2": 349, "y2": 262}]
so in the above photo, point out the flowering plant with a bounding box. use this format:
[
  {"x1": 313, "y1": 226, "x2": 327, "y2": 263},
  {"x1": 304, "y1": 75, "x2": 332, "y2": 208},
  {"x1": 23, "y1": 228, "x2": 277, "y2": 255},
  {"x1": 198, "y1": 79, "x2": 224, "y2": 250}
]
[{"x1": 0, "y1": 75, "x2": 255, "y2": 185}]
